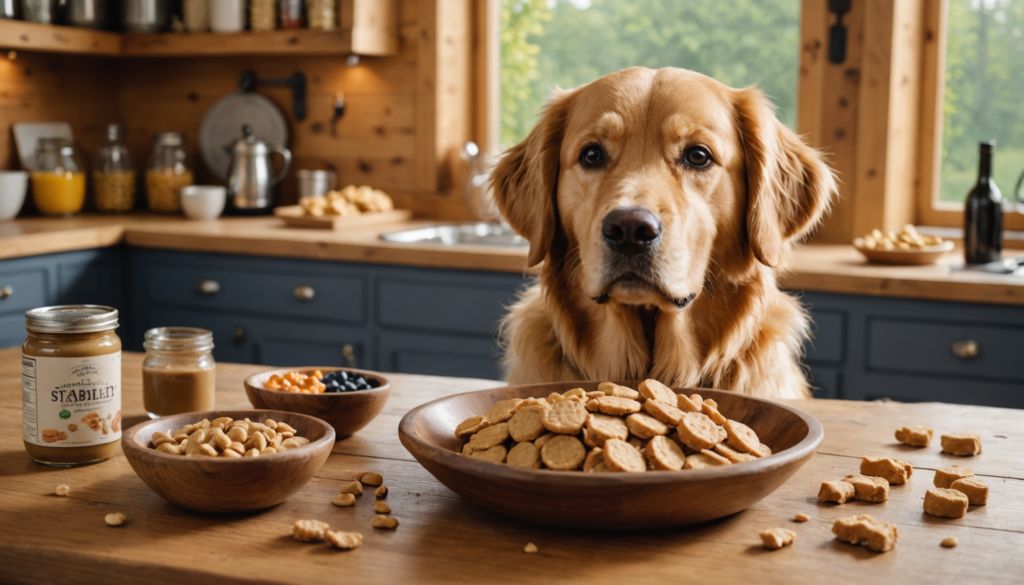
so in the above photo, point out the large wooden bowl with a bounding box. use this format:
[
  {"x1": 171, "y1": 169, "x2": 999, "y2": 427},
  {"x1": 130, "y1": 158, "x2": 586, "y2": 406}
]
[
  {"x1": 244, "y1": 367, "x2": 391, "y2": 439},
  {"x1": 399, "y1": 382, "x2": 823, "y2": 531},
  {"x1": 122, "y1": 410, "x2": 335, "y2": 513}
]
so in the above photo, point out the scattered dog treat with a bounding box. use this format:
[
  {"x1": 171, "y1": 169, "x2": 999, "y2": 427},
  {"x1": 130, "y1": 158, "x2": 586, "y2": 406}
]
[
  {"x1": 941, "y1": 433, "x2": 982, "y2": 456},
  {"x1": 819, "y1": 480, "x2": 856, "y2": 504},
  {"x1": 149, "y1": 417, "x2": 310, "y2": 457},
  {"x1": 795, "y1": 514, "x2": 810, "y2": 522},
  {"x1": 894, "y1": 426, "x2": 932, "y2": 447},
  {"x1": 950, "y1": 477, "x2": 988, "y2": 505},
  {"x1": 105, "y1": 512, "x2": 126, "y2": 527},
  {"x1": 860, "y1": 456, "x2": 913, "y2": 485},
  {"x1": 524, "y1": 543, "x2": 539, "y2": 554},
  {"x1": 55, "y1": 485, "x2": 69, "y2": 497},
  {"x1": 293, "y1": 519, "x2": 330, "y2": 542},
  {"x1": 374, "y1": 502, "x2": 391, "y2": 514},
  {"x1": 325, "y1": 531, "x2": 364, "y2": 550},
  {"x1": 924, "y1": 488, "x2": 969, "y2": 519},
  {"x1": 455, "y1": 380, "x2": 771, "y2": 472},
  {"x1": 375, "y1": 486, "x2": 388, "y2": 499},
  {"x1": 934, "y1": 465, "x2": 974, "y2": 489},
  {"x1": 941, "y1": 537, "x2": 959, "y2": 548},
  {"x1": 340, "y1": 481, "x2": 363, "y2": 495},
  {"x1": 371, "y1": 516, "x2": 399, "y2": 530},
  {"x1": 832, "y1": 515, "x2": 898, "y2": 553},
  {"x1": 859, "y1": 225, "x2": 943, "y2": 251},
  {"x1": 356, "y1": 472, "x2": 384, "y2": 486},
  {"x1": 842, "y1": 475, "x2": 889, "y2": 503},
  {"x1": 332, "y1": 493, "x2": 357, "y2": 507},
  {"x1": 759, "y1": 528, "x2": 797, "y2": 550}
]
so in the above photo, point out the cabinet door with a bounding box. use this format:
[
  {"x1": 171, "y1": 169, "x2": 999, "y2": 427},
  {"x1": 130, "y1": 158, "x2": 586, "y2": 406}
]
[
  {"x1": 377, "y1": 331, "x2": 502, "y2": 380},
  {"x1": 149, "y1": 308, "x2": 257, "y2": 364}
]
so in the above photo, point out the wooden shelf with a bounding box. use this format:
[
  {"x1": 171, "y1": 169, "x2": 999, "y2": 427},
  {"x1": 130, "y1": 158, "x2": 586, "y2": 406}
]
[
  {"x1": 0, "y1": 19, "x2": 120, "y2": 56},
  {"x1": 121, "y1": 29, "x2": 355, "y2": 57}
]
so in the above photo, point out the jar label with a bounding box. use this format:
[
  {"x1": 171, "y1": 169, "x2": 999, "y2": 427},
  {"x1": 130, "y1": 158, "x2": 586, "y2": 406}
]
[{"x1": 22, "y1": 352, "x2": 122, "y2": 447}]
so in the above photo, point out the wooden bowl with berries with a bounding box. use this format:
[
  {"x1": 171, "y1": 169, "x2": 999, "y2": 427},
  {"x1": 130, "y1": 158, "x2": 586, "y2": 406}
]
[{"x1": 244, "y1": 367, "x2": 391, "y2": 439}]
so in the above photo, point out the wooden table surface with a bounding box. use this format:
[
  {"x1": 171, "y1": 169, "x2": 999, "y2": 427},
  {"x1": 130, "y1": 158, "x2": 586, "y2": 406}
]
[{"x1": 2, "y1": 348, "x2": 1022, "y2": 584}]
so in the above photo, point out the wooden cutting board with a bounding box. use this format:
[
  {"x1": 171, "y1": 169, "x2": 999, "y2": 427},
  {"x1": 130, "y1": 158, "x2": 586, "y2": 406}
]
[{"x1": 274, "y1": 205, "x2": 412, "y2": 230}]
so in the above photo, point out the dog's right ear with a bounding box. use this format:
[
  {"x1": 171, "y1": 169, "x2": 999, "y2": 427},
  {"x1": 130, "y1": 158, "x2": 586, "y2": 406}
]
[{"x1": 490, "y1": 89, "x2": 576, "y2": 267}]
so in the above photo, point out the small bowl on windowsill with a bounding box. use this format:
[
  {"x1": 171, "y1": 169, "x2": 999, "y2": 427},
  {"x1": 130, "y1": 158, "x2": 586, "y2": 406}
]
[
  {"x1": 853, "y1": 237, "x2": 955, "y2": 265},
  {"x1": 243, "y1": 367, "x2": 391, "y2": 439}
]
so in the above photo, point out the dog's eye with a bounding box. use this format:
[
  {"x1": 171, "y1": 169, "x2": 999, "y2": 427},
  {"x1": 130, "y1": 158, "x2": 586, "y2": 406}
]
[
  {"x1": 680, "y1": 146, "x2": 714, "y2": 169},
  {"x1": 579, "y1": 144, "x2": 607, "y2": 169}
]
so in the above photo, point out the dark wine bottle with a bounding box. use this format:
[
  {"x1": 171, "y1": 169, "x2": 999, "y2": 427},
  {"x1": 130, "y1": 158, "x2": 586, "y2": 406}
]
[{"x1": 964, "y1": 141, "x2": 1003, "y2": 264}]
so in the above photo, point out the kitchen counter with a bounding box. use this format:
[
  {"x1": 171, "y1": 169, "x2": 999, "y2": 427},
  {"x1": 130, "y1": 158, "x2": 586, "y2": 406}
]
[
  {"x1": 3, "y1": 214, "x2": 1024, "y2": 304},
  {"x1": 0, "y1": 348, "x2": 1021, "y2": 584}
]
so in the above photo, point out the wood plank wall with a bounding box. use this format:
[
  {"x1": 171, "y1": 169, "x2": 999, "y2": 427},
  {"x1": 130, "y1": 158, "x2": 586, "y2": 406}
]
[{"x1": 1, "y1": 0, "x2": 476, "y2": 220}]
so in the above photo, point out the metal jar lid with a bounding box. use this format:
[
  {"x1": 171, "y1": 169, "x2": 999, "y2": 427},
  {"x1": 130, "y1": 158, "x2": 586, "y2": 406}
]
[
  {"x1": 143, "y1": 327, "x2": 214, "y2": 353},
  {"x1": 25, "y1": 305, "x2": 119, "y2": 334}
]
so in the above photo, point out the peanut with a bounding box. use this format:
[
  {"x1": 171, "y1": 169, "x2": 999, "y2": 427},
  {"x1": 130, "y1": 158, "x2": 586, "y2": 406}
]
[
  {"x1": 371, "y1": 515, "x2": 399, "y2": 530},
  {"x1": 55, "y1": 485, "x2": 70, "y2": 497},
  {"x1": 375, "y1": 485, "x2": 388, "y2": 499},
  {"x1": 105, "y1": 512, "x2": 126, "y2": 527}
]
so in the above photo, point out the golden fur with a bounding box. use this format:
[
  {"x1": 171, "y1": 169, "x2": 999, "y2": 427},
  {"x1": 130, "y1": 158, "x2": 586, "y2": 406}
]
[{"x1": 491, "y1": 67, "x2": 838, "y2": 399}]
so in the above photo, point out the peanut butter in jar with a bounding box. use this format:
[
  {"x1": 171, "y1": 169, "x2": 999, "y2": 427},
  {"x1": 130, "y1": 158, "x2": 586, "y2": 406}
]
[
  {"x1": 22, "y1": 305, "x2": 122, "y2": 467},
  {"x1": 142, "y1": 327, "x2": 216, "y2": 418}
]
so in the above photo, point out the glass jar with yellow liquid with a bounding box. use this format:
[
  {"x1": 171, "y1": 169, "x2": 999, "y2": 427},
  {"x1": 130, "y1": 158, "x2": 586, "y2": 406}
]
[{"x1": 30, "y1": 138, "x2": 86, "y2": 216}]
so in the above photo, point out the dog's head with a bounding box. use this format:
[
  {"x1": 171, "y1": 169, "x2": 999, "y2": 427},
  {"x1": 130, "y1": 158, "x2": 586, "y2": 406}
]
[{"x1": 491, "y1": 67, "x2": 837, "y2": 311}]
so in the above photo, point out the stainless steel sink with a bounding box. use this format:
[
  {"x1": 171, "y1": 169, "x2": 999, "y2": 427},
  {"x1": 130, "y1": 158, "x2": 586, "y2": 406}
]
[{"x1": 380, "y1": 223, "x2": 528, "y2": 247}]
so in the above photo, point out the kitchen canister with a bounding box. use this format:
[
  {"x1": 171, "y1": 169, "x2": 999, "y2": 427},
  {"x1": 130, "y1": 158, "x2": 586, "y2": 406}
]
[
  {"x1": 210, "y1": 0, "x2": 245, "y2": 32},
  {"x1": 122, "y1": 0, "x2": 171, "y2": 32},
  {"x1": 182, "y1": 0, "x2": 208, "y2": 32}
]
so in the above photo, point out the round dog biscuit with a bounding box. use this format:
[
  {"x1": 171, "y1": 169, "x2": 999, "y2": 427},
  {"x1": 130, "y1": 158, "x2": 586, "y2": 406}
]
[
  {"x1": 588, "y1": 461, "x2": 611, "y2": 473},
  {"x1": 534, "y1": 432, "x2": 554, "y2": 449},
  {"x1": 540, "y1": 435, "x2": 586, "y2": 470},
  {"x1": 595, "y1": 396, "x2": 641, "y2": 416},
  {"x1": 542, "y1": 400, "x2": 587, "y2": 435},
  {"x1": 455, "y1": 415, "x2": 488, "y2": 438},
  {"x1": 646, "y1": 435, "x2": 686, "y2": 471},
  {"x1": 683, "y1": 452, "x2": 729, "y2": 469},
  {"x1": 469, "y1": 422, "x2": 509, "y2": 450},
  {"x1": 563, "y1": 388, "x2": 586, "y2": 399},
  {"x1": 638, "y1": 379, "x2": 677, "y2": 405},
  {"x1": 724, "y1": 420, "x2": 768, "y2": 457},
  {"x1": 603, "y1": 438, "x2": 647, "y2": 473},
  {"x1": 626, "y1": 413, "x2": 669, "y2": 439},
  {"x1": 586, "y1": 413, "x2": 629, "y2": 446},
  {"x1": 702, "y1": 401, "x2": 727, "y2": 425},
  {"x1": 469, "y1": 444, "x2": 507, "y2": 464},
  {"x1": 582, "y1": 447, "x2": 605, "y2": 472},
  {"x1": 700, "y1": 449, "x2": 732, "y2": 465},
  {"x1": 676, "y1": 412, "x2": 721, "y2": 451},
  {"x1": 506, "y1": 442, "x2": 542, "y2": 469},
  {"x1": 600, "y1": 382, "x2": 640, "y2": 400},
  {"x1": 508, "y1": 405, "x2": 546, "y2": 443},
  {"x1": 676, "y1": 393, "x2": 702, "y2": 413},
  {"x1": 714, "y1": 442, "x2": 757, "y2": 463},
  {"x1": 484, "y1": 399, "x2": 524, "y2": 424},
  {"x1": 644, "y1": 398, "x2": 684, "y2": 426}
]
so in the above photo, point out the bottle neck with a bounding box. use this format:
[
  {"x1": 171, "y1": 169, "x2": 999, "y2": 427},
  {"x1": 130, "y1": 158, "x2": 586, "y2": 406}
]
[{"x1": 977, "y1": 149, "x2": 993, "y2": 183}]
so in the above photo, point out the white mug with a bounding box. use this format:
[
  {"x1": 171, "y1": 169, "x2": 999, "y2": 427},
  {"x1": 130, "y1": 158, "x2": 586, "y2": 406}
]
[
  {"x1": 209, "y1": 0, "x2": 245, "y2": 33},
  {"x1": 0, "y1": 170, "x2": 28, "y2": 220},
  {"x1": 181, "y1": 185, "x2": 226, "y2": 220}
]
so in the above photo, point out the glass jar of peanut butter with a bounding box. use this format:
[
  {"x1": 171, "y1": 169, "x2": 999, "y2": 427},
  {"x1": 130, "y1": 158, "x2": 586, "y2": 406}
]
[
  {"x1": 142, "y1": 327, "x2": 216, "y2": 418},
  {"x1": 22, "y1": 305, "x2": 122, "y2": 467}
]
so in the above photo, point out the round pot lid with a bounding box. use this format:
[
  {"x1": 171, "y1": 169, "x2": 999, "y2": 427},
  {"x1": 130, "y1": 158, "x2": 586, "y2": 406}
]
[{"x1": 199, "y1": 92, "x2": 288, "y2": 181}]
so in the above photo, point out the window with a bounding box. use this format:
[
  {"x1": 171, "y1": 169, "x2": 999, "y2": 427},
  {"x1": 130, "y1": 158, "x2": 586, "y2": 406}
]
[{"x1": 497, "y1": 0, "x2": 802, "y2": 150}]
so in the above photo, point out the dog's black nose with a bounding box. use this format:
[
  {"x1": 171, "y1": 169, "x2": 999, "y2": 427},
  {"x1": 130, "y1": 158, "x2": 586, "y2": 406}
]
[{"x1": 602, "y1": 208, "x2": 661, "y2": 253}]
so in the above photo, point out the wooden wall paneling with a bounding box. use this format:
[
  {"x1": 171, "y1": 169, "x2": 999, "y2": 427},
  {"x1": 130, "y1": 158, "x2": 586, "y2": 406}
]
[
  {"x1": 796, "y1": 0, "x2": 826, "y2": 149},
  {"x1": 415, "y1": 0, "x2": 439, "y2": 194},
  {"x1": 0, "y1": 19, "x2": 120, "y2": 56},
  {"x1": 343, "y1": 0, "x2": 401, "y2": 56},
  {"x1": 917, "y1": 0, "x2": 949, "y2": 228},
  {"x1": 472, "y1": 0, "x2": 500, "y2": 155}
]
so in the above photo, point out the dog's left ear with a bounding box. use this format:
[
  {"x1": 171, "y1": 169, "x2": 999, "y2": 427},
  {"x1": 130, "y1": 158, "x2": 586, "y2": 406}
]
[{"x1": 733, "y1": 87, "x2": 838, "y2": 267}]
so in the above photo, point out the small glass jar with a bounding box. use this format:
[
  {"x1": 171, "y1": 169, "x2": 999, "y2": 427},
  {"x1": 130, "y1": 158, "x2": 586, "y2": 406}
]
[
  {"x1": 142, "y1": 327, "x2": 216, "y2": 419},
  {"x1": 30, "y1": 138, "x2": 86, "y2": 216},
  {"x1": 278, "y1": 0, "x2": 303, "y2": 29},
  {"x1": 250, "y1": 0, "x2": 276, "y2": 31},
  {"x1": 93, "y1": 124, "x2": 136, "y2": 213},
  {"x1": 306, "y1": 0, "x2": 334, "y2": 30},
  {"x1": 146, "y1": 132, "x2": 193, "y2": 214},
  {"x1": 22, "y1": 305, "x2": 122, "y2": 467}
]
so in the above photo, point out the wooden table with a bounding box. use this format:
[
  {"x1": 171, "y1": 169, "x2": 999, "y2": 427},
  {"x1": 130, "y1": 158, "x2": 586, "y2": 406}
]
[{"x1": 1, "y1": 348, "x2": 1022, "y2": 584}]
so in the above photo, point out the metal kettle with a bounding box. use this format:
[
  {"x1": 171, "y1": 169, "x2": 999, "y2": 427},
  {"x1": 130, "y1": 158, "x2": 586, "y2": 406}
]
[{"x1": 224, "y1": 124, "x2": 292, "y2": 211}]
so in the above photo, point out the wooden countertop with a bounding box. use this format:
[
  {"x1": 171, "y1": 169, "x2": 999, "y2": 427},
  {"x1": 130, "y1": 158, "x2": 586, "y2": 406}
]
[
  {"x1": 1, "y1": 348, "x2": 1022, "y2": 584},
  {"x1": 3, "y1": 214, "x2": 1024, "y2": 304}
]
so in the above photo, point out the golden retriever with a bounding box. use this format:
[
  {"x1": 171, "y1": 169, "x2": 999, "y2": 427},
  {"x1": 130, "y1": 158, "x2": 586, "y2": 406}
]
[{"x1": 491, "y1": 67, "x2": 837, "y2": 399}]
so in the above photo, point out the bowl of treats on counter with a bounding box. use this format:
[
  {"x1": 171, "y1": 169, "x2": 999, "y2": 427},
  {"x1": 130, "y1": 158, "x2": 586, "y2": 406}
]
[
  {"x1": 244, "y1": 367, "x2": 391, "y2": 439},
  {"x1": 122, "y1": 410, "x2": 335, "y2": 513},
  {"x1": 853, "y1": 224, "x2": 954, "y2": 265},
  {"x1": 398, "y1": 380, "x2": 824, "y2": 531},
  {"x1": 274, "y1": 184, "x2": 412, "y2": 229}
]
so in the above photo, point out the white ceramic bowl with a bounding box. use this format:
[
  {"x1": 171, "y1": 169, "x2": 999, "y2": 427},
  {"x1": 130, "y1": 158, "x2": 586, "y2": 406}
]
[
  {"x1": 0, "y1": 171, "x2": 28, "y2": 220},
  {"x1": 181, "y1": 185, "x2": 226, "y2": 220}
]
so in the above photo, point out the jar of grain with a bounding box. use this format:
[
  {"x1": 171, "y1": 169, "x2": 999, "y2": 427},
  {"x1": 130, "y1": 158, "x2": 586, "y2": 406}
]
[
  {"x1": 93, "y1": 124, "x2": 135, "y2": 213},
  {"x1": 146, "y1": 132, "x2": 193, "y2": 214},
  {"x1": 306, "y1": 0, "x2": 335, "y2": 30},
  {"x1": 250, "y1": 0, "x2": 276, "y2": 31}
]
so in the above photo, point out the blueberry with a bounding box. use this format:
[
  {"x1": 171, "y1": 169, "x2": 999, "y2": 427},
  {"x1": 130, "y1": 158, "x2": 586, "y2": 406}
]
[
  {"x1": 367, "y1": 377, "x2": 381, "y2": 389},
  {"x1": 338, "y1": 371, "x2": 349, "y2": 382},
  {"x1": 324, "y1": 385, "x2": 340, "y2": 393},
  {"x1": 344, "y1": 381, "x2": 359, "y2": 392}
]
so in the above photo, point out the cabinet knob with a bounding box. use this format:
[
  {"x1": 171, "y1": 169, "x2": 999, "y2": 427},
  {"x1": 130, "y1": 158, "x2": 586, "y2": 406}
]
[
  {"x1": 0, "y1": 285, "x2": 11, "y2": 299},
  {"x1": 342, "y1": 344, "x2": 355, "y2": 368},
  {"x1": 951, "y1": 339, "x2": 979, "y2": 360},
  {"x1": 293, "y1": 285, "x2": 315, "y2": 301},
  {"x1": 232, "y1": 328, "x2": 246, "y2": 344},
  {"x1": 197, "y1": 279, "x2": 220, "y2": 295}
]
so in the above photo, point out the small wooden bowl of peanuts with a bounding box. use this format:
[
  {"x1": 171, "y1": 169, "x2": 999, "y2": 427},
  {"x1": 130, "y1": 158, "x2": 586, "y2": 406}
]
[
  {"x1": 122, "y1": 410, "x2": 335, "y2": 513},
  {"x1": 853, "y1": 225, "x2": 954, "y2": 265},
  {"x1": 399, "y1": 381, "x2": 823, "y2": 530},
  {"x1": 243, "y1": 367, "x2": 391, "y2": 439}
]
